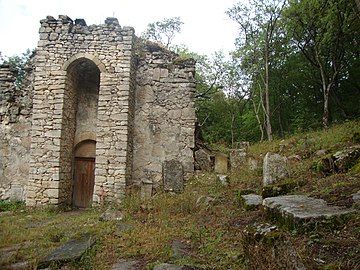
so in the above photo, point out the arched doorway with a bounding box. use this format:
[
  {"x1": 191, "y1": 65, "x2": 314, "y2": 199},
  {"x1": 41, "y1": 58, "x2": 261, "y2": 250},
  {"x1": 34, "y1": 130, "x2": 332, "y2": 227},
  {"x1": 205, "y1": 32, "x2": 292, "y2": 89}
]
[
  {"x1": 60, "y1": 57, "x2": 100, "y2": 208},
  {"x1": 73, "y1": 140, "x2": 96, "y2": 208}
]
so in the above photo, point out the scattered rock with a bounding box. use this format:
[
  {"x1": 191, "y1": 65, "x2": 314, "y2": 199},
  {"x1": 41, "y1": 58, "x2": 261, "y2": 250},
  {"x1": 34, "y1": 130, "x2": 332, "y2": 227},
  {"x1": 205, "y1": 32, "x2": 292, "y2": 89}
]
[
  {"x1": 112, "y1": 259, "x2": 142, "y2": 270},
  {"x1": 315, "y1": 145, "x2": 360, "y2": 175},
  {"x1": 100, "y1": 209, "x2": 124, "y2": 221},
  {"x1": 171, "y1": 240, "x2": 189, "y2": 259},
  {"x1": 352, "y1": 191, "x2": 360, "y2": 202},
  {"x1": 243, "y1": 223, "x2": 306, "y2": 270},
  {"x1": 163, "y1": 160, "x2": 184, "y2": 193},
  {"x1": 315, "y1": 149, "x2": 327, "y2": 156},
  {"x1": 233, "y1": 141, "x2": 250, "y2": 150},
  {"x1": 333, "y1": 145, "x2": 360, "y2": 172},
  {"x1": 263, "y1": 195, "x2": 356, "y2": 230},
  {"x1": 263, "y1": 153, "x2": 290, "y2": 186},
  {"x1": 216, "y1": 174, "x2": 229, "y2": 186},
  {"x1": 2, "y1": 261, "x2": 30, "y2": 270},
  {"x1": 352, "y1": 191, "x2": 360, "y2": 209},
  {"x1": 240, "y1": 194, "x2": 262, "y2": 210},
  {"x1": 288, "y1": 155, "x2": 302, "y2": 163},
  {"x1": 194, "y1": 149, "x2": 213, "y2": 171},
  {"x1": 115, "y1": 222, "x2": 133, "y2": 236},
  {"x1": 39, "y1": 234, "x2": 96, "y2": 268},
  {"x1": 230, "y1": 149, "x2": 247, "y2": 171},
  {"x1": 214, "y1": 153, "x2": 228, "y2": 174},
  {"x1": 196, "y1": 196, "x2": 215, "y2": 207},
  {"x1": 153, "y1": 263, "x2": 197, "y2": 270}
]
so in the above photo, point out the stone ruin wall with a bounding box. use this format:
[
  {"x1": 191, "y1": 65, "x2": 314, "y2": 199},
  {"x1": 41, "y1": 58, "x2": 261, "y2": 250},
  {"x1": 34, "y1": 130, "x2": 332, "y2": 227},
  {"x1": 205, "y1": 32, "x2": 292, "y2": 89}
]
[
  {"x1": 0, "y1": 15, "x2": 196, "y2": 205},
  {"x1": 0, "y1": 63, "x2": 33, "y2": 201},
  {"x1": 133, "y1": 42, "x2": 196, "y2": 191}
]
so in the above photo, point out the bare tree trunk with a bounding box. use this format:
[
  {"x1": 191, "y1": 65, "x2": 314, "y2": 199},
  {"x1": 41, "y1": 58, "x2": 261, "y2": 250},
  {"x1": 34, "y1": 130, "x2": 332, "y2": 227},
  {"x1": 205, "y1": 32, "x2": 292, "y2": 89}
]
[
  {"x1": 252, "y1": 98, "x2": 264, "y2": 142},
  {"x1": 230, "y1": 112, "x2": 235, "y2": 147},
  {"x1": 264, "y1": 44, "x2": 273, "y2": 141}
]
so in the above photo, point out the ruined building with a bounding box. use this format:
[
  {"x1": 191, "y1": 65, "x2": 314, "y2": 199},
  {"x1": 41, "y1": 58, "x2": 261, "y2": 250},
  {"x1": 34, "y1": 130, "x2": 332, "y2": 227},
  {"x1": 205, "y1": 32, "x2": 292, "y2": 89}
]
[{"x1": 0, "y1": 15, "x2": 196, "y2": 207}]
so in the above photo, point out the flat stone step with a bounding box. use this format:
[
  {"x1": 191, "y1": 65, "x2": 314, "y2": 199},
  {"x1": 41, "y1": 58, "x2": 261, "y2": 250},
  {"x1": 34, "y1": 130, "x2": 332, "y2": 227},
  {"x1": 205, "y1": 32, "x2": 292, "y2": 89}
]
[
  {"x1": 39, "y1": 234, "x2": 96, "y2": 268},
  {"x1": 263, "y1": 195, "x2": 356, "y2": 229},
  {"x1": 240, "y1": 194, "x2": 262, "y2": 210}
]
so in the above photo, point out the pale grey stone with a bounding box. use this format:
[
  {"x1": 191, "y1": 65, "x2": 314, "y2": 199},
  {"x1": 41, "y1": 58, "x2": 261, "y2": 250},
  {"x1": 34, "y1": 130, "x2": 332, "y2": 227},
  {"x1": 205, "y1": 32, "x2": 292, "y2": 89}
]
[
  {"x1": 40, "y1": 234, "x2": 96, "y2": 267},
  {"x1": 217, "y1": 174, "x2": 229, "y2": 186},
  {"x1": 263, "y1": 195, "x2": 356, "y2": 223},
  {"x1": 241, "y1": 194, "x2": 262, "y2": 210},
  {"x1": 112, "y1": 259, "x2": 140, "y2": 270},
  {"x1": 263, "y1": 153, "x2": 289, "y2": 186}
]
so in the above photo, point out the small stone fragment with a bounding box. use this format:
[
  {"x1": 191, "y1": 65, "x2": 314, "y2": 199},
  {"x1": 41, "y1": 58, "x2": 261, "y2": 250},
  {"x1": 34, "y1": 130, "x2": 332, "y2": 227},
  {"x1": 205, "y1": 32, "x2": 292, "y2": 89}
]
[{"x1": 217, "y1": 174, "x2": 229, "y2": 186}]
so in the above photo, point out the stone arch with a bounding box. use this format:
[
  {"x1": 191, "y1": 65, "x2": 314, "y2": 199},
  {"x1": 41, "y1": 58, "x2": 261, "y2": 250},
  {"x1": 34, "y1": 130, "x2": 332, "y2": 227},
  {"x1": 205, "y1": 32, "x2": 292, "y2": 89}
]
[
  {"x1": 74, "y1": 139, "x2": 96, "y2": 158},
  {"x1": 62, "y1": 53, "x2": 106, "y2": 73},
  {"x1": 58, "y1": 57, "x2": 100, "y2": 207}
]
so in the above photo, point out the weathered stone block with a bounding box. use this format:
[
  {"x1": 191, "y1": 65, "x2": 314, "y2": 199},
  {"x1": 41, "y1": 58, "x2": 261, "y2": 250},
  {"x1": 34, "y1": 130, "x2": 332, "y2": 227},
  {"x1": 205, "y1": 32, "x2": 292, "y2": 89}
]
[
  {"x1": 163, "y1": 160, "x2": 183, "y2": 193},
  {"x1": 214, "y1": 153, "x2": 228, "y2": 174},
  {"x1": 230, "y1": 149, "x2": 247, "y2": 171},
  {"x1": 263, "y1": 153, "x2": 289, "y2": 186}
]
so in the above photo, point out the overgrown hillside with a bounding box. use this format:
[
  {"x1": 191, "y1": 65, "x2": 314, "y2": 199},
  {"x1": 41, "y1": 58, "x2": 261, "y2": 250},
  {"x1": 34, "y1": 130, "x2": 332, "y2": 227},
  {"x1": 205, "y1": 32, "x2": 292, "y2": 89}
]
[{"x1": 1, "y1": 120, "x2": 359, "y2": 269}]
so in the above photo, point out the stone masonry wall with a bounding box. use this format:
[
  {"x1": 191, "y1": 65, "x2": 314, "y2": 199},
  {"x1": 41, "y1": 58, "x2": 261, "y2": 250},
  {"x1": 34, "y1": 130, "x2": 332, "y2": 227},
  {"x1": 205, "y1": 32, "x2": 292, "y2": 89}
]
[
  {"x1": 1, "y1": 15, "x2": 196, "y2": 206},
  {"x1": 0, "y1": 64, "x2": 33, "y2": 200},
  {"x1": 132, "y1": 41, "x2": 196, "y2": 191},
  {"x1": 27, "y1": 16, "x2": 135, "y2": 206}
]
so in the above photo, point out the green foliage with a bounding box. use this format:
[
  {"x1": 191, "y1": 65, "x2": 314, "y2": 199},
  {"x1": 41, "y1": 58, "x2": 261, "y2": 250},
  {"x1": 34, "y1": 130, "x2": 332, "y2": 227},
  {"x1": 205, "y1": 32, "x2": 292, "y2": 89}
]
[
  {"x1": 1, "y1": 49, "x2": 32, "y2": 88},
  {"x1": 0, "y1": 200, "x2": 25, "y2": 212},
  {"x1": 141, "y1": 17, "x2": 184, "y2": 48}
]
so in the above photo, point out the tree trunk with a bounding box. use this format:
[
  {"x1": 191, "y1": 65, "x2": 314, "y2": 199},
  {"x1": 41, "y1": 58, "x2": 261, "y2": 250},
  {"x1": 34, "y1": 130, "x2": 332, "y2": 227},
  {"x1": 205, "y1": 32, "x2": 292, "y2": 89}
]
[
  {"x1": 231, "y1": 112, "x2": 235, "y2": 147},
  {"x1": 252, "y1": 98, "x2": 264, "y2": 142},
  {"x1": 264, "y1": 43, "x2": 273, "y2": 141}
]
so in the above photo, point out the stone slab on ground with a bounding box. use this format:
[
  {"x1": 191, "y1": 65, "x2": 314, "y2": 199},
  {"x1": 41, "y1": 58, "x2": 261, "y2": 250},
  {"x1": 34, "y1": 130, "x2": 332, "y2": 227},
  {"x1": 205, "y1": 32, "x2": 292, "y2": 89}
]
[
  {"x1": 112, "y1": 259, "x2": 142, "y2": 270},
  {"x1": 263, "y1": 195, "x2": 356, "y2": 228},
  {"x1": 39, "y1": 234, "x2": 96, "y2": 267},
  {"x1": 240, "y1": 194, "x2": 262, "y2": 210},
  {"x1": 153, "y1": 263, "x2": 198, "y2": 270}
]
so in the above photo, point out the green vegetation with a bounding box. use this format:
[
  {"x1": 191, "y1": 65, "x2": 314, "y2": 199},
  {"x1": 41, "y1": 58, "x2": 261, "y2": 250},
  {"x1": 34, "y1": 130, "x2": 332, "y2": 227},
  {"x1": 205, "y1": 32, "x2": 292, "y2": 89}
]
[{"x1": 1, "y1": 121, "x2": 359, "y2": 269}]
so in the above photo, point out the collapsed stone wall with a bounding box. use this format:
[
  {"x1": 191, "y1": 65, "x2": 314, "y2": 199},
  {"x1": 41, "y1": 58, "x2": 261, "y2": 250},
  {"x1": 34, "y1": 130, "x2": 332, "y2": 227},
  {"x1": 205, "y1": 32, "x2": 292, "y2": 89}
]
[
  {"x1": 0, "y1": 63, "x2": 33, "y2": 200},
  {"x1": 132, "y1": 41, "x2": 196, "y2": 191}
]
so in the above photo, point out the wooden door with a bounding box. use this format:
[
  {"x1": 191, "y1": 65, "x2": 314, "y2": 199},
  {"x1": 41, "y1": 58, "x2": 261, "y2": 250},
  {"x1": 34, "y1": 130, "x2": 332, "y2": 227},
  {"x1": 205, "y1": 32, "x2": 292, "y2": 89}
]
[{"x1": 73, "y1": 157, "x2": 95, "y2": 208}]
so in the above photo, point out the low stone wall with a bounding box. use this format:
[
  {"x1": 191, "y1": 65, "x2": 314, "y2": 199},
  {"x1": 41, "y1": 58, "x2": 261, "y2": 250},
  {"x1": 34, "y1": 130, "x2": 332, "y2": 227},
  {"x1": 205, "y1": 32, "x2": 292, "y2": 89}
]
[{"x1": 0, "y1": 64, "x2": 33, "y2": 200}]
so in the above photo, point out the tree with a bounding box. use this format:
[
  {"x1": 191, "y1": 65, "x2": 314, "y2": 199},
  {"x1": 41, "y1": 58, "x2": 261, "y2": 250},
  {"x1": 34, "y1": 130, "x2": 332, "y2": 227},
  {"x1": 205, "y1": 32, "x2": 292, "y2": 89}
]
[
  {"x1": 227, "y1": 0, "x2": 286, "y2": 141},
  {"x1": 141, "y1": 17, "x2": 184, "y2": 48},
  {"x1": 1, "y1": 49, "x2": 33, "y2": 87},
  {"x1": 284, "y1": 0, "x2": 360, "y2": 128}
]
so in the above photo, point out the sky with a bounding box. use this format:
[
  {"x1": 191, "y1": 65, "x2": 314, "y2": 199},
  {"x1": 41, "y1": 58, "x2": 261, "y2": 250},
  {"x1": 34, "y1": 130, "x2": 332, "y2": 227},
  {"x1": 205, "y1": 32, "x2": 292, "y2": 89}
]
[{"x1": 0, "y1": 0, "x2": 240, "y2": 58}]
